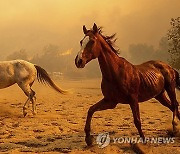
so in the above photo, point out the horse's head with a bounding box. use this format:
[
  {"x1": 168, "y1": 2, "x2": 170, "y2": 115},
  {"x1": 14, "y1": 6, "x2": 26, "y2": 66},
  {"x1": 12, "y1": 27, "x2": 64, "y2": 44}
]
[{"x1": 75, "y1": 23, "x2": 101, "y2": 68}]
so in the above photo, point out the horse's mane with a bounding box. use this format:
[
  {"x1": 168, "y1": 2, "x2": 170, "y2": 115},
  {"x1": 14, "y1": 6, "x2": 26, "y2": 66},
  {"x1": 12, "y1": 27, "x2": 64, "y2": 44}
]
[{"x1": 97, "y1": 27, "x2": 120, "y2": 55}]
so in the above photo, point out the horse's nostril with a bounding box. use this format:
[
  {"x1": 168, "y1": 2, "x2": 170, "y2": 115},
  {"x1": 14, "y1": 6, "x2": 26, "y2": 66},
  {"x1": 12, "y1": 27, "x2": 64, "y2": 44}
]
[
  {"x1": 78, "y1": 59, "x2": 83, "y2": 65},
  {"x1": 75, "y1": 56, "x2": 78, "y2": 64},
  {"x1": 75, "y1": 56, "x2": 83, "y2": 67}
]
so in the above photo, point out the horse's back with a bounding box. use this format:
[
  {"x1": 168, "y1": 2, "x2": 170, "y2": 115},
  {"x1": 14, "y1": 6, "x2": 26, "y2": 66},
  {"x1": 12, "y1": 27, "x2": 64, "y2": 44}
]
[
  {"x1": 0, "y1": 61, "x2": 16, "y2": 88},
  {"x1": 136, "y1": 60, "x2": 174, "y2": 76},
  {"x1": 139, "y1": 60, "x2": 175, "y2": 80},
  {"x1": 0, "y1": 60, "x2": 36, "y2": 88}
]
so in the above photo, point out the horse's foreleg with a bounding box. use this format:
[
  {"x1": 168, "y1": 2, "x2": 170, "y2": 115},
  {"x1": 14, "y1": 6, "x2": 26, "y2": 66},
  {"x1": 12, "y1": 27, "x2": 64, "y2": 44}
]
[
  {"x1": 18, "y1": 83, "x2": 35, "y2": 117},
  {"x1": 130, "y1": 102, "x2": 145, "y2": 140},
  {"x1": 84, "y1": 98, "x2": 117, "y2": 146}
]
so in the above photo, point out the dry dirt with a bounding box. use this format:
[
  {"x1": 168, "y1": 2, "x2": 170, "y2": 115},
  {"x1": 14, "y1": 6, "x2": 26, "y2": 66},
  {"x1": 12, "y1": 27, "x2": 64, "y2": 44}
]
[{"x1": 0, "y1": 78, "x2": 179, "y2": 154}]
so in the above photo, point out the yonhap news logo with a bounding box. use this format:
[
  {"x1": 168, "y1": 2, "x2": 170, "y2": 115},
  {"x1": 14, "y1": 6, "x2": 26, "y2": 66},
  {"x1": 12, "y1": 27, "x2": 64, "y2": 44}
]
[
  {"x1": 96, "y1": 132, "x2": 175, "y2": 148},
  {"x1": 96, "y1": 132, "x2": 110, "y2": 148}
]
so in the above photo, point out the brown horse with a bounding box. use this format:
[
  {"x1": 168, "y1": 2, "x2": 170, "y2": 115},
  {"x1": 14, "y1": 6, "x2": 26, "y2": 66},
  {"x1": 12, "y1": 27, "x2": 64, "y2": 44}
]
[{"x1": 75, "y1": 23, "x2": 180, "y2": 146}]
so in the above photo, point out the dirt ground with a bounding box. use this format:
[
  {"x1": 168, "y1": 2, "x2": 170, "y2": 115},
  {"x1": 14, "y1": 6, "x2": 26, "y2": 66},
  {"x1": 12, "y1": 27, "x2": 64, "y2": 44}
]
[{"x1": 0, "y1": 78, "x2": 179, "y2": 154}]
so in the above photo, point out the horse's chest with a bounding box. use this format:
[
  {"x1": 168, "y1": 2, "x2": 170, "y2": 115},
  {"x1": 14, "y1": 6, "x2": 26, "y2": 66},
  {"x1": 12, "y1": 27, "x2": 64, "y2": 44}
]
[{"x1": 101, "y1": 79, "x2": 130, "y2": 103}]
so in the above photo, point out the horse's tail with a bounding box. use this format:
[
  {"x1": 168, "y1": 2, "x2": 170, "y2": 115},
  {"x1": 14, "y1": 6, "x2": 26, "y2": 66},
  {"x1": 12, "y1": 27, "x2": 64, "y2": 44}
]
[
  {"x1": 34, "y1": 65, "x2": 68, "y2": 94},
  {"x1": 175, "y1": 70, "x2": 180, "y2": 90},
  {"x1": 174, "y1": 69, "x2": 180, "y2": 120}
]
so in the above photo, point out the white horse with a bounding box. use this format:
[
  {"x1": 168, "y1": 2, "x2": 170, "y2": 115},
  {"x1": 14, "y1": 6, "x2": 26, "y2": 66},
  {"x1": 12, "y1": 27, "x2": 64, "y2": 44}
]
[{"x1": 0, "y1": 60, "x2": 67, "y2": 117}]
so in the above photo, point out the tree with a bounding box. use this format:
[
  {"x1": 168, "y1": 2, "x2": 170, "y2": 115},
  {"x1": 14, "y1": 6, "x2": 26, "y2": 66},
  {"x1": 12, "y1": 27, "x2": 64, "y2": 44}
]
[
  {"x1": 128, "y1": 43, "x2": 155, "y2": 64},
  {"x1": 31, "y1": 44, "x2": 63, "y2": 72},
  {"x1": 154, "y1": 37, "x2": 170, "y2": 62},
  {"x1": 128, "y1": 37, "x2": 170, "y2": 64},
  {"x1": 167, "y1": 17, "x2": 180, "y2": 69},
  {"x1": 6, "y1": 49, "x2": 28, "y2": 60}
]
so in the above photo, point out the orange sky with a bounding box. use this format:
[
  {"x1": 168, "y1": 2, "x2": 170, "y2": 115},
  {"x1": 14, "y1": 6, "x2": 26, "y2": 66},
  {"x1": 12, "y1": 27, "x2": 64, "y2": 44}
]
[{"x1": 0, "y1": 0, "x2": 179, "y2": 59}]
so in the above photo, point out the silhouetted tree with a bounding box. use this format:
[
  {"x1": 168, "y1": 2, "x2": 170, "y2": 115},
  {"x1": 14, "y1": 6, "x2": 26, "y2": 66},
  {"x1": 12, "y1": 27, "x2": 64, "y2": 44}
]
[
  {"x1": 128, "y1": 43, "x2": 155, "y2": 64},
  {"x1": 128, "y1": 37, "x2": 170, "y2": 64},
  {"x1": 31, "y1": 44, "x2": 63, "y2": 72},
  {"x1": 167, "y1": 17, "x2": 180, "y2": 69},
  {"x1": 155, "y1": 37, "x2": 170, "y2": 62},
  {"x1": 6, "y1": 49, "x2": 28, "y2": 60}
]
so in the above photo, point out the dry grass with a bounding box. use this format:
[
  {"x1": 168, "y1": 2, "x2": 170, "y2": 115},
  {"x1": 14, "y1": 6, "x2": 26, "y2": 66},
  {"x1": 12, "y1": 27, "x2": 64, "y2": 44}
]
[{"x1": 0, "y1": 78, "x2": 179, "y2": 153}]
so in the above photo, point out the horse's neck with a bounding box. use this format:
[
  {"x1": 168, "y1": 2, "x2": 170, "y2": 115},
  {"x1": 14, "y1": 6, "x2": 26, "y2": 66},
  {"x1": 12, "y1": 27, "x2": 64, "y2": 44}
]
[{"x1": 98, "y1": 41, "x2": 126, "y2": 81}]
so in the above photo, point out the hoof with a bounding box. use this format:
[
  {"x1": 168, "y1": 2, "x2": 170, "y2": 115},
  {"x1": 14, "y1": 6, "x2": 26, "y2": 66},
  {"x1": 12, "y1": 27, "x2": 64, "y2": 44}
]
[
  {"x1": 23, "y1": 107, "x2": 28, "y2": 117},
  {"x1": 167, "y1": 126, "x2": 179, "y2": 137},
  {"x1": 23, "y1": 111, "x2": 27, "y2": 117},
  {"x1": 172, "y1": 121, "x2": 178, "y2": 126},
  {"x1": 32, "y1": 111, "x2": 37, "y2": 116},
  {"x1": 85, "y1": 135, "x2": 93, "y2": 146},
  {"x1": 173, "y1": 126, "x2": 178, "y2": 135},
  {"x1": 172, "y1": 121, "x2": 178, "y2": 133}
]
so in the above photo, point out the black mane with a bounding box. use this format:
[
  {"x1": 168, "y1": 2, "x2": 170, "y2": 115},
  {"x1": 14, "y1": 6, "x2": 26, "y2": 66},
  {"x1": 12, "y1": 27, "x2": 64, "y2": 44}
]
[{"x1": 98, "y1": 27, "x2": 120, "y2": 55}]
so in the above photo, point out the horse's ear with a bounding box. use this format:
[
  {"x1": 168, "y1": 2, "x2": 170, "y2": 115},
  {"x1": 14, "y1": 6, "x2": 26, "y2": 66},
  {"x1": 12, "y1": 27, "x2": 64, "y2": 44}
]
[
  {"x1": 93, "y1": 23, "x2": 98, "y2": 33},
  {"x1": 83, "y1": 25, "x2": 88, "y2": 34}
]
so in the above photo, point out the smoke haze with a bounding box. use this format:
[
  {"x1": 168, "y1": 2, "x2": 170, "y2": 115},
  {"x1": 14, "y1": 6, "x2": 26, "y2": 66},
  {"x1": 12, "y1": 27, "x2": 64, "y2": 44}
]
[{"x1": 0, "y1": 0, "x2": 179, "y2": 75}]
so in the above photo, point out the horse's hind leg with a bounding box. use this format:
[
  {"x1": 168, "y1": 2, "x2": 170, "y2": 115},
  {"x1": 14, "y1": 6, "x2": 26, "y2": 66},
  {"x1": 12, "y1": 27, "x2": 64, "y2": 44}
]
[
  {"x1": 155, "y1": 91, "x2": 173, "y2": 112},
  {"x1": 165, "y1": 83, "x2": 180, "y2": 132},
  {"x1": 30, "y1": 88, "x2": 36, "y2": 115},
  {"x1": 23, "y1": 97, "x2": 30, "y2": 116},
  {"x1": 18, "y1": 83, "x2": 36, "y2": 117},
  {"x1": 155, "y1": 92, "x2": 178, "y2": 131},
  {"x1": 29, "y1": 81, "x2": 37, "y2": 115}
]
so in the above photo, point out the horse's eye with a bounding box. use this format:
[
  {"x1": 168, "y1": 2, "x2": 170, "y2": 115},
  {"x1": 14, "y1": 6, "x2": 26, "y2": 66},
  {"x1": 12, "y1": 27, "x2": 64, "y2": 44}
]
[{"x1": 89, "y1": 39, "x2": 95, "y2": 44}]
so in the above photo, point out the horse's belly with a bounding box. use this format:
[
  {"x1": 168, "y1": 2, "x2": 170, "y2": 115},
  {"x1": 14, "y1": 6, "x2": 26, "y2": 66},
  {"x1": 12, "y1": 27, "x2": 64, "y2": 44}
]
[
  {"x1": 138, "y1": 79, "x2": 164, "y2": 102},
  {"x1": 0, "y1": 75, "x2": 15, "y2": 89}
]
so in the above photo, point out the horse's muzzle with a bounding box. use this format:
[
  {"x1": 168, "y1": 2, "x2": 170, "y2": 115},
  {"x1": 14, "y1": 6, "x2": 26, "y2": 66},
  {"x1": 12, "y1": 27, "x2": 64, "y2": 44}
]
[{"x1": 75, "y1": 55, "x2": 85, "y2": 68}]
